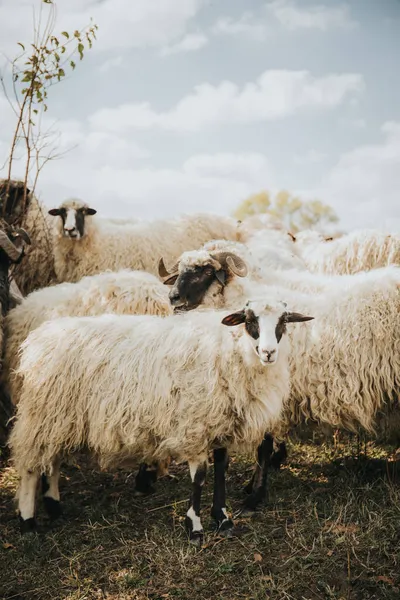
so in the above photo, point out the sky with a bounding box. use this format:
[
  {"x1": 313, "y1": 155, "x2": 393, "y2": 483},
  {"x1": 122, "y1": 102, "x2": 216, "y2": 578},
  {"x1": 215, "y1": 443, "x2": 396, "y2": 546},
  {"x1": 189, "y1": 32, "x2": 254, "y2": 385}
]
[{"x1": 0, "y1": 0, "x2": 399, "y2": 231}]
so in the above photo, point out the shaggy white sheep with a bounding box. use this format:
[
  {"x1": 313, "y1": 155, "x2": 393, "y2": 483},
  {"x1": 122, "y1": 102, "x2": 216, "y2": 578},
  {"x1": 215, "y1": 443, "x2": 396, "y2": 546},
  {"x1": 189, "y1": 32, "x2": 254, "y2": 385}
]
[
  {"x1": 164, "y1": 243, "x2": 400, "y2": 438},
  {"x1": 244, "y1": 229, "x2": 307, "y2": 271},
  {"x1": 3, "y1": 269, "x2": 172, "y2": 405},
  {"x1": 295, "y1": 228, "x2": 400, "y2": 275},
  {"x1": 10, "y1": 301, "x2": 309, "y2": 541},
  {"x1": 48, "y1": 199, "x2": 239, "y2": 283}
]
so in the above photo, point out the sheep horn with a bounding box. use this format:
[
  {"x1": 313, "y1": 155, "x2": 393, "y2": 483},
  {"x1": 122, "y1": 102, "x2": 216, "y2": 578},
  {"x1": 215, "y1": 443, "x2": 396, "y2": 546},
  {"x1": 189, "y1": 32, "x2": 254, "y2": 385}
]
[
  {"x1": 13, "y1": 228, "x2": 31, "y2": 245},
  {"x1": 287, "y1": 232, "x2": 296, "y2": 242},
  {"x1": 0, "y1": 230, "x2": 23, "y2": 261},
  {"x1": 210, "y1": 252, "x2": 248, "y2": 277},
  {"x1": 158, "y1": 257, "x2": 179, "y2": 278}
]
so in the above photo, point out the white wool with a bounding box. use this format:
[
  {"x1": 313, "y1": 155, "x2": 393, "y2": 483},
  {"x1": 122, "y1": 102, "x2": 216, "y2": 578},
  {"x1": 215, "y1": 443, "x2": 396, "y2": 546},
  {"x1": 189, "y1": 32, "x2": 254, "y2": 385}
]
[
  {"x1": 10, "y1": 307, "x2": 291, "y2": 475},
  {"x1": 3, "y1": 269, "x2": 172, "y2": 403},
  {"x1": 295, "y1": 228, "x2": 400, "y2": 274},
  {"x1": 245, "y1": 229, "x2": 307, "y2": 271},
  {"x1": 170, "y1": 241, "x2": 400, "y2": 436},
  {"x1": 51, "y1": 199, "x2": 239, "y2": 283}
]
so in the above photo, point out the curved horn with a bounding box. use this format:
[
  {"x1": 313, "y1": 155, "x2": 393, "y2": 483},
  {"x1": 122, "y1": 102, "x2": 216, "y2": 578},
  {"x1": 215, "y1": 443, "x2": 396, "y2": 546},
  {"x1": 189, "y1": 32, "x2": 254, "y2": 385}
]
[
  {"x1": 211, "y1": 251, "x2": 248, "y2": 277},
  {"x1": 158, "y1": 257, "x2": 179, "y2": 278},
  {"x1": 13, "y1": 227, "x2": 31, "y2": 245},
  {"x1": 0, "y1": 230, "x2": 23, "y2": 261}
]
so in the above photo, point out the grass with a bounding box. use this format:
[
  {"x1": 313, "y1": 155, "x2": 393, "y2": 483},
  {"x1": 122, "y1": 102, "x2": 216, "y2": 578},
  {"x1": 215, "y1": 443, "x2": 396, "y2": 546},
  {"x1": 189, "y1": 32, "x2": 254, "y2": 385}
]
[{"x1": 0, "y1": 437, "x2": 399, "y2": 600}]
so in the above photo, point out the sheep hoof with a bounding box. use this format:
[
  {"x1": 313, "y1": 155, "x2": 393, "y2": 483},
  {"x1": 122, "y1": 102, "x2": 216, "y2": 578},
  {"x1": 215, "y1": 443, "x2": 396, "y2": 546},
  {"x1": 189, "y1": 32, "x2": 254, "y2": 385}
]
[
  {"x1": 234, "y1": 506, "x2": 256, "y2": 519},
  {"x1": 43, "y1": 497, "x2": 63, "y2": 520},
  {"x1": 19, "y1": 516, "x2": 37, "y2": 534},
  {"x1": 185, "y1": 516, "x2": 203, "y2": 547},
  {"x1": 218, "y1": 518, "x2": 235, "y2": 537}
]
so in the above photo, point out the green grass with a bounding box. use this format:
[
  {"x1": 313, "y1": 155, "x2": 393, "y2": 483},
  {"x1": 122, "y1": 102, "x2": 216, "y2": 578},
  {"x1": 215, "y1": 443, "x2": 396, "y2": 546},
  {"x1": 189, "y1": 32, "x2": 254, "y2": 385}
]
[{"x1": 0, "y1": 438, "x2": 399, "y2": 600}]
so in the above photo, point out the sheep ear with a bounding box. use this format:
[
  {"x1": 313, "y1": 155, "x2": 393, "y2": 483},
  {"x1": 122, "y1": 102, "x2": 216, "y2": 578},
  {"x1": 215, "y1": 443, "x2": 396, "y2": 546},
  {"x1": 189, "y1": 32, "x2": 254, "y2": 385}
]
[
  {"x1": 86, "y1": 208, "x2": 97, "y2": 215},
  {"x1": 215, "y1": 270, "x2": 227, "y2": 286},
  {"x1": 221, "y1": 310, "x2": 246, "y2": 327},
  {"x1": 48, "y1": 208, "x2": 61, "y2": 216},
  {"x1": 163, "y1": 274, "x2": 178, "y2": 286},
  {"x1": 286, "y1": 312, "x2": 314, "y2": 323}
]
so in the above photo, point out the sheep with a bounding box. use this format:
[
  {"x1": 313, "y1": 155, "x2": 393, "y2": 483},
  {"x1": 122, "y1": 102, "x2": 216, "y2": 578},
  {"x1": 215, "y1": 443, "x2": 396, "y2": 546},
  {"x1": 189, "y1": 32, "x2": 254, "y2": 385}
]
[
  {"x1": 0, "y1": 178, "x2": 56, "y2": 294},
  {"x1": 47, "y1": 198, "x2": 239, "y2": 283},
  {"x1": 0, "y1": 222, "x2": 31, "y2": 447},
  {"x1": 3, "y1": 269, "x2": 172, "y2": 405},
  {"x1": 244, "y1": 229, "x2": 307, "y2": 271},
  {"x1": 295, "y1": 228, "x2": 400, "y2": 275},
  {"x1": 10, "y1": 301, "x2": 311, "y2": 542},
  {"x1": 162, "y1": 244, "x2": 400, "y2": 438},
  {"x1": 237, "y1": 213, "x2": 287, "y2": 243},
  {"x1": 3, "y1": 268, "x2": 172, "y2": 495}
]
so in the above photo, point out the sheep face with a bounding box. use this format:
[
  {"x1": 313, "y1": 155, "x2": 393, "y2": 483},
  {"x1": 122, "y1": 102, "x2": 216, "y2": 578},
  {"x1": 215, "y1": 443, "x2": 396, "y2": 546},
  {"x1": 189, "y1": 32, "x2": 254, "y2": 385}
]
[
  {"x1": 162, "y1": 250, "x2": 248, "y2": 312},
  {"x1": 222, "y1": 300, "x2": 314, "y2": 366},
  {"x1": 48, "y1": 204, "x2": 97, "y2": 239}
]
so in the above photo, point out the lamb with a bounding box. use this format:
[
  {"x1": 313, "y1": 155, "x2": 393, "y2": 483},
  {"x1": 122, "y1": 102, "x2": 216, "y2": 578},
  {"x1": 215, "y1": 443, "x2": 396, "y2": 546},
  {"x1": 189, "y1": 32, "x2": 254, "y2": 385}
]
[
  {"x1": 10, "y1": 301, "x2": 311, "y2": 542},
  {"x1": 0, "y1": 178, "x2": 56, "y2": 294},
  {"x1": 162, "y1": 243, "x2": 400, "y2": 437},
  {"x1": 48, "y1": 199, "x2": 239, "y2": 283},
  {"x1": 295, "y1": 228, "x2": 400, "y2": 275},
  {"x1": 0, "y1": 222, "x2": 31, "y2": 447}
]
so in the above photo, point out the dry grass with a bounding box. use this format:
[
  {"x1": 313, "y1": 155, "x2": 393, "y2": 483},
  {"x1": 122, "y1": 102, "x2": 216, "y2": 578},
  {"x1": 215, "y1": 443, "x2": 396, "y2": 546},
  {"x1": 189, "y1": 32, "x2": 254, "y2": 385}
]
[{"x1": 0, "y1": 438, "x2": 399, "y2": 600}]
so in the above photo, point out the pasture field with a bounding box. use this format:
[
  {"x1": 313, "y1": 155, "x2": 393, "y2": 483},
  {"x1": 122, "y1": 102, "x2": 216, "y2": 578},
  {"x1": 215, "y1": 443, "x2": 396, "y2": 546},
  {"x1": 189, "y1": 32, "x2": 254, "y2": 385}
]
[{"x1": 0, "y1": 438, "x2": 399, "y2": 600}]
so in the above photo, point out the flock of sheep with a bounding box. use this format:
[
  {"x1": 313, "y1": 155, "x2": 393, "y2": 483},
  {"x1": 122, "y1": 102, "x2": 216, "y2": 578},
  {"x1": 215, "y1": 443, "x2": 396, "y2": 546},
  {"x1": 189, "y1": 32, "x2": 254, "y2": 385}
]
[{"x1": 0, "y1": 178, "x2": 399, "y2": 546}]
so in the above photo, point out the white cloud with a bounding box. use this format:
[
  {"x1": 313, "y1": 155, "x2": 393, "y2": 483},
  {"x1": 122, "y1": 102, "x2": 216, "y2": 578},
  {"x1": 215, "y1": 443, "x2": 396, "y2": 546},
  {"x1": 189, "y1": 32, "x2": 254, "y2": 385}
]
[
  {"x1": 35, "y1": 151, "x2": 272, "y2": 219},
  {"x1": 0, "y1": 0, "x2": 206, "y2": 57},
  {"x1": 89, "y1": 70, "x2": 364, "y2": 133},
  {"x1": 312, "y1": 121, "x2": 400, "y2": 231},
  {"x1": 266, "y1": 1, "x2": 357, "y2": 31},
  {"x1": 160, "y1": 33, "x2": 208, "y2": 57},
  {"x1": 212, "y1": 13, "x2": 267, "y2": 41},
  {"x1": 294, "y1": 149, "x2": 327, "y2": 165},
  {"x1": 338, "y1": 117, "x2": 366, "y2": 129},
  {"x1": 97, "y1": 56, "x2": 123, "y2": 73}
]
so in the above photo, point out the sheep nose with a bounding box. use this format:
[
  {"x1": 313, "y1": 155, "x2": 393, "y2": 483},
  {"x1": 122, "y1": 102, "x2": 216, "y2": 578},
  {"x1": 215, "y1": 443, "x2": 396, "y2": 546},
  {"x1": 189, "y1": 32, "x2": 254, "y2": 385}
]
[
  {"x1": 260, "y1": 348, "x2": 276, "y2": 359},
  {"x1": 169, "y1": 289, "x2": 182, "y2": 306}
]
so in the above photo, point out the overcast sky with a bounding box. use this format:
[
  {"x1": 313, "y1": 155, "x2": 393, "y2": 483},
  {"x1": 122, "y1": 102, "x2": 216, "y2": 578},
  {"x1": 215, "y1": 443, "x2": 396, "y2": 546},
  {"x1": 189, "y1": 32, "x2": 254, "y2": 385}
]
[{"x1": 1, "y1": 0, "x2": 399, "y2": 231}]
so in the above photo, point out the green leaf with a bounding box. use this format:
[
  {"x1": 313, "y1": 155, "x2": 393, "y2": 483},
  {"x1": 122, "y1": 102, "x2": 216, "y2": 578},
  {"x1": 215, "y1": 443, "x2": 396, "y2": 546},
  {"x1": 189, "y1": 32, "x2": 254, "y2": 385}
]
[
  {"x1": 17, "y1": 42, "x2": 25, "y2": 51},
  {"x1": 21, "y1": 74, "x2": 32, "y2": 82},
  {"x1": 78, "y1": 43, "x2": 84, "y2": 60},
  {"x1": 55, "y1": 52, "x2": 60, "y2": 62},
  {"x1": 74, "y1": 30, "x2": 80, "y2": 38},
  {"x1": 61, "y1": 31, "x2": 69, "y2": 39},
  {"x1": 58, "y1": 68, "x2": 65, "y2": 77},
  {"x1": 61, "y1": 46, "x2": 66, "y2": 54},
  {"x1": 33, "y1": 109, "x2": 38, "y2": 114},
  {"x1": 70, "y1": 60, "x2": 76, "y2": 70},
  {"x1": 44, "y1": 104, "x2": 48, "y2": 112}
]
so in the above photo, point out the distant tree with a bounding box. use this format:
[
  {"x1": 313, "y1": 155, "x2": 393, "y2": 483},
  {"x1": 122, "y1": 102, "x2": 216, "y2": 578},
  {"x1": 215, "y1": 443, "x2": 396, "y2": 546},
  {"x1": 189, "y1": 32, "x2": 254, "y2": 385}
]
[{"x1": 234, "y1": 189, "x2": 339, "y2": 232}]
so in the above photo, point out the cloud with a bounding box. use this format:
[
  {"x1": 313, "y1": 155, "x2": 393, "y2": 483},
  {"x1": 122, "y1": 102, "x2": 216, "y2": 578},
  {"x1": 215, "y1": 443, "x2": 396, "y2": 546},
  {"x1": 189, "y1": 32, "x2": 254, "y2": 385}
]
[
  {"x1": 0, "y1": 0, "x2": 206, "y2": 57},
  {"x1": 266, "y1": 1, "x2": 357, "y2": 31},
  {"x1": 97, "y1": 56, "x2": 123, "y2": 73},
  {"x1": 160, "y1": 33, "x2": 208, "y2": 56},
  {"x1": 90, "y1": 69, "x2": 364, "y2": 133},
  {"x1": 312, "y1": 121, "x2": 400, "y2": 230},
  {"x1": 294, "y1": 149, "x2": 327, "y2": 165},
  {"x1": 212, "y1": 13, "x2": 267, "y2": 41},
  {"x1": 34, "y1": 151, "x2": 273, "y2": 219}
]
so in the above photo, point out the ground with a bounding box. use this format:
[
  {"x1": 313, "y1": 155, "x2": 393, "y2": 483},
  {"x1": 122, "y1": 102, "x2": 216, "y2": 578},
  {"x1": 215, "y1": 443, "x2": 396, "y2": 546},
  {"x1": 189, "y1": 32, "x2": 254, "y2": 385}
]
[{"x1": 0, "y1": 438, "x2": 399, "y2": 600}]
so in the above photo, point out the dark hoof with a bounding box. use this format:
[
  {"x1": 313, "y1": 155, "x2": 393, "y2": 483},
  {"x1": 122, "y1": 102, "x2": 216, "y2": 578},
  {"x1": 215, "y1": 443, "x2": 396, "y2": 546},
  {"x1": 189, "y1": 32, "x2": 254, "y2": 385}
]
[
  {"x1": 43, "y1": 497, "x2": 63, "y2": 520},
  {"x1": 218, "y1": 518, "x2": 235, "y2": 537},
  {"x1": 185, "y1": 516, "x2": 203, "y2": 547},
  {"x1": 133, "y1": 485, "x2": 156, "y2": 497},
  {"x1": 234, "y1": 506, "x2": 256, "y2": 519},
  {"x1": 19, "y1": 516, "x2": 37, "y2": 534}
]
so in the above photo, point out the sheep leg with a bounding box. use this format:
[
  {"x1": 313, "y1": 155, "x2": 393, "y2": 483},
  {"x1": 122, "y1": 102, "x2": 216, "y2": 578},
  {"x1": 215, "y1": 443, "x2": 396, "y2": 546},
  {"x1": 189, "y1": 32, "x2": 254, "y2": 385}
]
[
  {"x1": 18, "y1": 469, "x2": 40, "y2": 533},
  {"x1": 240, "y1": 433, "x2": 274, "y2": 516},
  {"x1": 210, "y1": 448, "x2": 234, "y2": 536},
  {"x1": 41, "y1": 458, "x2": 62, "y2": 520},
  {"x1": 270, "y1": 440, "x2": 288, "y2": 470},
  {"x1": 185, "y1": 458, "x2": 207, "y2": 547},
  {"x1": 134, "y1": 463, "x2": 158, "y2": 496}
]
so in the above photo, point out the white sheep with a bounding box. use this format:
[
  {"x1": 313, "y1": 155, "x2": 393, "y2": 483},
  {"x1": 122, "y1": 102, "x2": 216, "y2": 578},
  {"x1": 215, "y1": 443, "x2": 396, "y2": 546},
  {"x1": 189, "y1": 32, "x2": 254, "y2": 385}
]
[
  {"x1": 244, "y1": 229, "x2": 307, "y2": 271},
  {"x1": 10, "y1": 301, "x2": 310, "y2": 542},
  {"x1": 164, "y1": 243, "x2": 400, "y2": 438},
  {"x1": 295, "y1": 228, "x2": 400, "y2": 274},
  {"x1": 48, "y1": 199, "x2": 239, "y2": 283},
  {"x1": 3, "y1": 269, "x2": 172, "y2": 405}
]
